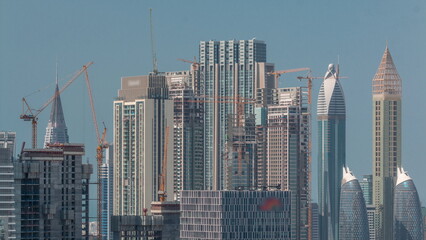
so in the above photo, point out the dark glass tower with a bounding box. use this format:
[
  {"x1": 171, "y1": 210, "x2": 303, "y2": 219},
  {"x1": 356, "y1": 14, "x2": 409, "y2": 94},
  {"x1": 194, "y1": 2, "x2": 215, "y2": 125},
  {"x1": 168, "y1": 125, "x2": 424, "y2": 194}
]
[
  {"x1": 394, "y1": 167, "x2": 423, "y2": 240},
  {"x1": 339, "y1": 167, "x2": 370, "y2": 240},
  {"x1": 317, "y1": 64, "x2": 346, "y2": 240}
]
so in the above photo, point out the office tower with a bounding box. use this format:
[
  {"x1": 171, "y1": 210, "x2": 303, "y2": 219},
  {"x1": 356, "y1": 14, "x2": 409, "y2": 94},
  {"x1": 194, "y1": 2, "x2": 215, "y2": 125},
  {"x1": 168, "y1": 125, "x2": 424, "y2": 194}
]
[
  {"x1": 360, "y1": 174, "x2": 373, "y2": 205},
  {"x1": 113, "y1": 74, "x2": 174, "y2": 215},
  {"x1": 0, "y1": 132, "x2": 16, "y2": 239},
  {"x1": 311, "y1": 203, "x2": 320, "y2": 240},
  {"x1": 15, "y1": 143, "x2": 92, "y2": 239},
  {"x1": 44, "y1": 80, "x2": 69, "y2": 147},
  {"x1": 339, "y1": 167, "x2": 369, "y2": 240},
  {"x1": 180, "y1": 190, "x2": 291, "y2": 239},
  {"x1": 166, "y1": 71, "x2": 205, "y2": 198},
  {"x1": 372, "y1": 46, "x2": 402, "y2": 240},
  {"x1": 394, "y1": 167, "x2": 423, "y2": 240},
  {"x1": 317, "y1": 63, "x2": 346, "y2": 240},
  {"x1": 199, "y1": 39, "x2": 275, "y2": 190},
  {"x1": 367, "y1": 205, "x2": 376, "y2": 240},
  {"x1": 266, "y1": 87, "x2": 310, "y2": 240},
  {"x1": 100, "y1": 145, "x2": 113, "y2": 240}
]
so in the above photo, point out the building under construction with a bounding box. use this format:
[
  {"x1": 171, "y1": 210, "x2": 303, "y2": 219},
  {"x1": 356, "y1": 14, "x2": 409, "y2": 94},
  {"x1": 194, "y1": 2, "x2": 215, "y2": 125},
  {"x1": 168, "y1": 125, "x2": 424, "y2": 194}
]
[
  {"x1": 14, "y1": 143, "x2": 92, "y2": 240},
  {"x1": 166, "y1": 71, "x2": 205, "y2": 199},
  {"x1": 225, "y1": 111, "x2": 256, "y2": 190}
]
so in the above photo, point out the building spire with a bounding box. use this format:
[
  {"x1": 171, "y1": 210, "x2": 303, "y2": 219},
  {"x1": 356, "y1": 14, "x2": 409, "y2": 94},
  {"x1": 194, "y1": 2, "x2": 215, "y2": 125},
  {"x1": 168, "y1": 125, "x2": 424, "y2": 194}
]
[
  {"x1": 56, "y1": 60, "x2": 59, "y2": 86},
  {"x1": 43, "y1": 65, "x2": 69, "y2": 148},
  {"x1": 372, "y1": 45, "x2": 402, "y2": 96}
]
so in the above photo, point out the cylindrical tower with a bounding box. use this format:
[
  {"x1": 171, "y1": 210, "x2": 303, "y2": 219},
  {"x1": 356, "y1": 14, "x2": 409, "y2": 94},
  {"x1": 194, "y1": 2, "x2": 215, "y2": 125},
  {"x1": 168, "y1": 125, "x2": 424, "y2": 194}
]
[{"x1": 339, "y1": 167, "x2": 370, "y2": 240}]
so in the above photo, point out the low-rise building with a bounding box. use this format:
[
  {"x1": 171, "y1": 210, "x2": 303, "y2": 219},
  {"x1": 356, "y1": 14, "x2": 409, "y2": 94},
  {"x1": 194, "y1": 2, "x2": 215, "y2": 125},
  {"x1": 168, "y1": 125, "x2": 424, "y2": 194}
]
[{"x1": 180, "y1": 190, "x2": 291, "y2": 239}]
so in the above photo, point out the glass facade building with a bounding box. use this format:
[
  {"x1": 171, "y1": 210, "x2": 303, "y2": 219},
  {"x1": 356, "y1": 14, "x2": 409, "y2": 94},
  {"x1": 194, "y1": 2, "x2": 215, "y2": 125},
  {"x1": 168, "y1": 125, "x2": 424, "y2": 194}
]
[
  {"x1": 394, "y1": 168, "x2": 423, "y2": 240},
  {"x1": 317, "y1": 64, "x2": 346, "y2": 240},
  {"x1": 339, "y1": 167, "x2": 369, "y2": 240},
  {"x1": 180, "y1": 190, "x2": 291, "y2": 239},
  {"x1": 100, "y1": 146, "x2": 113, "y2": 240},
  {"x1": 360, "y1": 175, "x2": 373, "y2": 205}
]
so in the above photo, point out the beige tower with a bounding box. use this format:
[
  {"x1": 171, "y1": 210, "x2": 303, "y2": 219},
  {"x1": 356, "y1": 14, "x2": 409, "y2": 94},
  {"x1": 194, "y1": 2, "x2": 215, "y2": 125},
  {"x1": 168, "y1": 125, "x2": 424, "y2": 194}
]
[
  {"x1": 113, "y1": 74, "x2": 174, "y2": 216},
  {"x1": 372, "y1": 46, "x2": 402, "y2": 240}
]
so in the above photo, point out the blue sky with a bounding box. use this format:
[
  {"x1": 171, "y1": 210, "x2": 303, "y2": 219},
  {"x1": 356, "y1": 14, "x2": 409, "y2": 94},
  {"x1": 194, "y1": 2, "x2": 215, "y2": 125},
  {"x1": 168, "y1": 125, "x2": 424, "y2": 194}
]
[{"x1": 1, "y1": 0, "x2": 426, "y2": 212}]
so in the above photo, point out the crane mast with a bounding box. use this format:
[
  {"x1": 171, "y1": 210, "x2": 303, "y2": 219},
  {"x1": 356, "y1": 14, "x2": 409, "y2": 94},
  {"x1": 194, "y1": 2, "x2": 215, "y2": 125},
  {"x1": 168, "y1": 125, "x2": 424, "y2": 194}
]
[{"x1": 84, "y1": 69, "x2": 108, "y2": 239}]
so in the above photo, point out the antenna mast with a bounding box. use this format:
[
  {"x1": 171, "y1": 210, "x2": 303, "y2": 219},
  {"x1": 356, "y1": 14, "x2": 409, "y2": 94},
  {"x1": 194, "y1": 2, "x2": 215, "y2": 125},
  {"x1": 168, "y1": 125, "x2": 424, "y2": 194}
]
[{"x1": 149, "y1": 8, "x2": 158, "y2": 74}]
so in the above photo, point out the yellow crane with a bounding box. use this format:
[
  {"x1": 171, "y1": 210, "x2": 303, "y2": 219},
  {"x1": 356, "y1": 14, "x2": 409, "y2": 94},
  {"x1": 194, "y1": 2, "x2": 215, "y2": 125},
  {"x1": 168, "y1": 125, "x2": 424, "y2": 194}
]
[
  {"x1": 267, "y1": 67, "x2": 310, "y2": 85},
  {"x1": 83, "y1": 69, "x2": 108, "y2": 239},
  {"x1": 158, "y1": 127, "x2": 169, "y2": 202},
  {"x1": 20, "y1": 62, "x2": 94, "y2": 148}
]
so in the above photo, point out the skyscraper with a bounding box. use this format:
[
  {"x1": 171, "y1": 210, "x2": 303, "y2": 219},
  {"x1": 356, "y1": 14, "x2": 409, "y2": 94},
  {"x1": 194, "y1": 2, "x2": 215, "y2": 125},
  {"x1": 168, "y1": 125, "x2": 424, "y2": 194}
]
[
  {"x1": 113, "y1": 74, "x2": 174, "y2": 215},
  {"x1": 360, "y1": 175, "x2": 373, "y2": 205},
  {"x1": 44, "y1": 79, "x2": 69, "y2": 147},
  {"x1": 266, "y1": 87, "x2": 310, "y2": 239},
  {"x1": 100, "y1": 145, "x2": 113, "y2": 240},
  {"x1": 372, "y1": 46, "x2": 402, "y2": 240},
  {"x1": 394, "y1": 167, "x2": 423, "y2": 240},
  {"x1": 339, "y1": 167, "x2": 370, "y2": 240},
  {"x1": 199, "y1": 39, "x2": 275, "y2": 190},
  {"x1": 317, "y1": 63, "x2": 346, "y2": 240},
  {"x1": 166, "y1": 71, "x2": 205, "y2": 198},
  {"x1": 0, "y1": 132, "x2": 16, "y2": 239}
]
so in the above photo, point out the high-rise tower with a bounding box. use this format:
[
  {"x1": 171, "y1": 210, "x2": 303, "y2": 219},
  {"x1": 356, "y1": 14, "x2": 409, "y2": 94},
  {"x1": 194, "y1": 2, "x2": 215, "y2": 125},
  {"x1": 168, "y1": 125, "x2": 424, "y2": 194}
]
[
  {"x1": 372, "y1": 46, "x2": 402, "y2": 240},
  {"x1": 267, "y1": 87, "x2": 310, "y2": 239},
  {"x1": 166, "y1": 71, "x2": 205, "y2": 198},
  {"x1": 317, "y1": 63, "x2": 346, "y2": 240},
  {"x1": 44, "y1": 74, "x2": 69, "y2": 147},
  {"x1": 113, "y1": 74, "x2": 174, "y2": 215},
  {"x1": 339, "y1": 167, "x2": 370, "y2": 240},
  {"x1": 394, "y1": 167, "x2": 423, "y2": 240},
  {"x1": 199, "y1": 39, "x2": 275, "y2": 190}
]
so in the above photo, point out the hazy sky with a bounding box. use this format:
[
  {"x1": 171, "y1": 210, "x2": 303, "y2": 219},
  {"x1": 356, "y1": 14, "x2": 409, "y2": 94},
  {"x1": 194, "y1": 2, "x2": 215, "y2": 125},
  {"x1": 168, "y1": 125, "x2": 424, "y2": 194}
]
[{"x1": 1, "y1": 0, "x2": 426, "y2": 209}]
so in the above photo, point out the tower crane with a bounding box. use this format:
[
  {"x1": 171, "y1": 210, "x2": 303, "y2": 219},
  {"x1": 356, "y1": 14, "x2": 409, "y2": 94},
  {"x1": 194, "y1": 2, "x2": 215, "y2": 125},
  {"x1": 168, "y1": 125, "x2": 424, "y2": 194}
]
[
  {"x1": 20, "y1": 62, "x2": 94, "y2": 148},
  {"x1": 83, "y1": 69, "x2": 108, "y2": 239},
  {"x1": 150, "y1": 8, "x2": 158, "y2": 74},
  {"x1": 177, "y1": 57, "x2": 200, "y2": 71},
  {"x1": 267, "y1": 67, "x2": 310, "y2": 86},
  {"x1": 297, "y1": 73, "x2": 348, "y2": 104}
]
